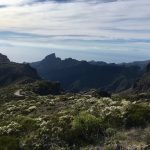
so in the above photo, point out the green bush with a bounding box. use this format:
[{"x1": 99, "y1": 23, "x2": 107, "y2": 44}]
[
  {"x1": 144, "y1": 127, "x2": 150, "y2": 144},
  {"x1": 124, "y1": 104, "x2": 150, "y2": 128},
  {"x1": 103, "y1": 145, "x2": 114, "y2": 150},
  {"x1": 103, "y1": 113, "x2": 123, "y2": 128},
  {"x1": 0, "y1": 136, "x2": 20, "y2": 150},
  {"x1": 16, "y1": 116, "x2": 38, "y2": 132},
  {"x1": 31, "y1": 81, "x2": 61, "y2": 95},
  {"x1": 106, "y1": 128, "x2": 117, "y2": 137},
  {"x1": 70, "y1": 112, "x2": 104, "y2": 145}
]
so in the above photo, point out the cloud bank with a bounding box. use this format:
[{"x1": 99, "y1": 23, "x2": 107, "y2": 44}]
[{"x1": 0, "y1": 0, "x2": 150, "y2": 62}]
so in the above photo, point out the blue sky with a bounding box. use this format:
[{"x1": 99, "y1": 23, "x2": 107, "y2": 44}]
[{"x1": 0, "y1": 0, "x2": 150, "y2": 63}]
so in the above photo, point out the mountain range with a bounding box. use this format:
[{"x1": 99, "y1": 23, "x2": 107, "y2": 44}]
[
  {"x1": 0, "y1": 52, "x2": 149, "y2": 93},
  {"x1": 31, "y1": 53, "x2": 147, "y2": 92}
]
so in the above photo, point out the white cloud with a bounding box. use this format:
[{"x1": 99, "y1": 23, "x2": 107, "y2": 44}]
[
  {"x1": 0, "y1": 0, "x2": 25, "y2": 6},
  {"x1": 0, "y1": 0, "x2": 150, "y2": 39},
  {"x1": 0, "y1": 0, "x2": 150, "y2": 62}
]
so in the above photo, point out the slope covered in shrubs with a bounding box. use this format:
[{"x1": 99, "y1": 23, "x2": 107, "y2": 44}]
[{"x1": 0, "y1": 91, "x2": 149, "y2": 150}]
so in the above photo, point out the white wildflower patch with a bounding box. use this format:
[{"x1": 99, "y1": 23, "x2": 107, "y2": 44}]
[
  {"x1": 27, "y1": 106, "x2": 37, "y2": 112},
  {"x1": 0, "y1": 112, "x2": 4, "y2": 118},
  {"x1": 121, "y1": 100, "x2": 131, "y2": 106},
  {"x1": 88, "y1": 106, "x2": 95, "y2": 113},
  {"x1": 86, "y1": 97, "x2": 98, "y2": 104},
  {"x1": 6, "y1": 105, "x2": 18, "y2": 112},
  {"x1": 102, "y1": 98, "x2": 114, "y2": 105},
  {"x1": 0, "y1": 121, "x2": 21, "y2": 135},
  {"x1": 59, "y1": 115, "x2": 73, "y2": 122},
  {"x1": 35, "y1": 117, "x2": 43, "y2": 122},
  {"x1": 49, "y1": 100, "x2": 55, "y2": 106}
]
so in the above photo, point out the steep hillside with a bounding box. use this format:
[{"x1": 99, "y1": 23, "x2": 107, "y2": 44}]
[
  {"x1": 31, "y1": 53, "x2": 141, "y2": 92},
  {"x1": 121, "y1": 60, "x2": 150, "y2": 70},
  {"x1": 0, "y1": 53, "x2": 40, "y2": 87},
  {"x1": 132, "y1": 63, "x2": 150, "y2": 93},
  {"x1": 0, "y1": 53, "x2": 10, "y2": 63},
  {"x1": 0, "y1": 92, "x2": 149, "y2": 150}
]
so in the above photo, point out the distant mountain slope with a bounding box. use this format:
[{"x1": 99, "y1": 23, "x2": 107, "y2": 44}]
[
  {"x1": 120, "y1": 60, "x2": 150, "y2": 70},
  {"x1": 31, "y1": 53, "x2": 81, "y2": 77},
  {"x1": 0, "y1": 53, "x2": 40, "y2": 87},
  {"x1": 31, "y1": 53, "x2": 141, "y2": 92},
  {"x1": 91, "y1": 59, "x2": 150, "y2": 70},
  {"x1": 132, "y1": 63, "x2": 150, "y2": 93},
  {"x1": 89, "y1": 60, "x2": 107, "y2": 66},
  {"x1": 0, "y1": 53, "x2": 10, "y2": 63}
]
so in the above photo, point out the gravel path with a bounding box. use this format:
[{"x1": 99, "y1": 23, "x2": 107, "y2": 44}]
[{"x1": 14, "y1": 89, "x2": 24, "y2": 97}]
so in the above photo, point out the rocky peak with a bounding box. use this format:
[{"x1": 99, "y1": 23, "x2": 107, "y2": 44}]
[
  {"x1": 42, "y1": 53, "x2": 61, "y2": 65},
  {"x1": 0, "y1": 53, "x2": 10, "y2": 63},
  {"x1": 45, "y1": 53, "x2": 56, "y2": 60}
]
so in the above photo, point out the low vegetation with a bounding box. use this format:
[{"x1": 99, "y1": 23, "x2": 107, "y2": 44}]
[{"x1": 0, "y1": 86, "x2": 149, "y2": 149}]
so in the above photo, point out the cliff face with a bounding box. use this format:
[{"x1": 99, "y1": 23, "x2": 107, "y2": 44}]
[{"x1": 0, "y1": 53, "x2": 40, "y2": 87}]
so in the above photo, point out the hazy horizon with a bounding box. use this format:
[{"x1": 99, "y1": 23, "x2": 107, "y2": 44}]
[
  {"x1": 0, "y1": 0, "x2": 150, "y2": 63},
  {"x1": 1, "y1": 50, "x2": 150, "y2": 64}
]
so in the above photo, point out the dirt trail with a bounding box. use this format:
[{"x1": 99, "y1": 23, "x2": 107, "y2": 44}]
[{"x1": 14, "y1": 89, "x2": 24, "y2": 97}]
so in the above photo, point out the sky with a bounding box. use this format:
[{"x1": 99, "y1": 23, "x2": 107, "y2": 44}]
[{"x1": 0, "y1": 0, "x2": 150, "y2": 63}]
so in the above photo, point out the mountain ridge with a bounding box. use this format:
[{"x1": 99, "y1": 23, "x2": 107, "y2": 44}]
[{"x1": 30, "y1": 53, "x2": 143, "y2": 92}]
